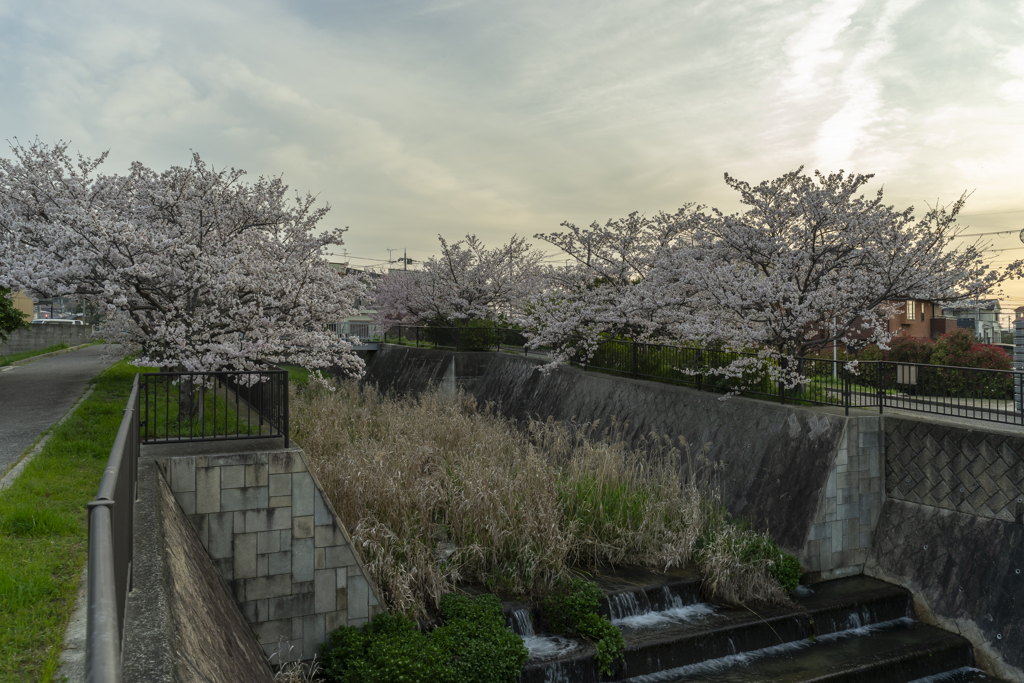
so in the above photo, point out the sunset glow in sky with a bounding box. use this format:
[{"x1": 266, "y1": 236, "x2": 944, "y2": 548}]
[{"x1": 2, "y1": 0, "x2": 1023, "y2": 314}]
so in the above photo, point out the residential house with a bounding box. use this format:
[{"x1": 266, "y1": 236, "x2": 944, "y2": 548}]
[{"x1": 938, "y1": 299, "x2": 1003, "y2": 344}]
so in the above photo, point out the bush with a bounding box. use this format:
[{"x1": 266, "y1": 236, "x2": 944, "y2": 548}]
[
  {"x1": 320, "y1": 594, "x2": 528, "y2": 683},
  {"x1": 542, "y1": 578, "x2": 624, "y2": 676}
]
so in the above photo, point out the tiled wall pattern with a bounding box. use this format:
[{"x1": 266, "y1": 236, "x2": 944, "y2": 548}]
[
  {"x1": 800, "y1": 416, "x2": 886, "y2": 577},
  {"x1": 157, "y1": 448, "x2": 384, "y2": 660},
  {"x1": 886, "y1": 418, "x2": 1024, "y2": 525}
]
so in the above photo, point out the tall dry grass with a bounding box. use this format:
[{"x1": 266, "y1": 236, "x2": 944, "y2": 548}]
[{"x1": 292, "y1": 382, "x2": 788, "y2": 622}]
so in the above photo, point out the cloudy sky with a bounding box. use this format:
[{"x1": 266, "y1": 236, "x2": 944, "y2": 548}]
[{"x1": 2, "y1": 0, "x2": 1024, "y2": 314}]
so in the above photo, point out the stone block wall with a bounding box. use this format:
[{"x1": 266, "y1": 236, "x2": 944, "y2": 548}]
[
  {"x1": 0, "y1": 323, "x2": 95, "y2": 355},
  {"x1": 885, "y1": 415, "x2": 1024, "y2": 524},
  {"x1": 798, "y1": 415, "x2": 885, "y2": 578},
  {"x1": 156, "y1": 447, "x2": 384, "y2": 661}
]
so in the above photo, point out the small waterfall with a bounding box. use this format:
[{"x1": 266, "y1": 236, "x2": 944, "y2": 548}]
[
  {"x1": 661, "y1": 584, "x2": 685, "y2": 610},
  {"x1": 608, "y1": 589, "x2": 653, "y2": 620},
  {"x1": 508, "y1": 607, "x2": 535, "y2": 637}
]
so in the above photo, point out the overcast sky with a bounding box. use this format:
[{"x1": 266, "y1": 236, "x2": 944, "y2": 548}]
[{"x1": 2, "y1": 0, "x2": 1024, "y2": 313}]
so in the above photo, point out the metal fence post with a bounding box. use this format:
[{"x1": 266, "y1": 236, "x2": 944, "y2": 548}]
[
  {"x1": 779, "y1": 357, "x2": 786, "y2": 405},
  {"x1": 878, "y1": 363, "x2": 886, "y2": 415},
  {"x1": 283, "y1": 370, "x2": 290, "y2": 448},
  {"x1": 632, "y1": 341, "x2": 638, "y2": 379}
]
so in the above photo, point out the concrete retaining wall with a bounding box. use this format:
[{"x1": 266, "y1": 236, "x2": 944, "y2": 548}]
[
  {"x1": 123, "y1": 459, "x2": 274, "y2": 682},
  {"x1": 0, "y1": 324, "x2": 94, "y2": 355},
  {"x1": 149, "y1": 441, "x2": 385, "y2": 662},
  {"x1": 363, "y1": 345, "x2": 885, "y2": 577},
  {"x1": 866, "y1": 499, "x2": 1024, "y2": 681},
  {"x1": 866, "y1": 414, "x2": 1024, "y2": 681}
]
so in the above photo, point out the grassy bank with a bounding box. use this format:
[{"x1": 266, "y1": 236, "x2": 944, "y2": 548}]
[
  {"x1": 0, "y1": 359, "x2": 151, "y2": 682},
  {"x1": 292, "y1": 383, "x2": 798, "y2": 624},
  {"x1": 0, "y1": 343, "x2": 70, "y2": 368}
]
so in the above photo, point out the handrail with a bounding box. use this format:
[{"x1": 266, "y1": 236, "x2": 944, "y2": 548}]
[{"x1": 85, "y1": 374, "x2": 140, "y2": 683}]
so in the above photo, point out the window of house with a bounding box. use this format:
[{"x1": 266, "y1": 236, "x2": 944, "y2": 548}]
[{"x1": 907, "y1": 300, "x2": 915, "y2": 321}]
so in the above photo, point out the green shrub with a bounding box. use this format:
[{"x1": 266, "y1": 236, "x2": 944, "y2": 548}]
[
  {"x1": 738, "y1": 534, "x2": 801, "y2": 593},
  {"x1": 542, "y1": 578, "x2": 623, "y2": 676},
  {"x1": 320, "y1": 594, "x2": 527, "y2": 683},
  {"x1": 436, "y1": 594, "x2": 528, "y2": 683}
]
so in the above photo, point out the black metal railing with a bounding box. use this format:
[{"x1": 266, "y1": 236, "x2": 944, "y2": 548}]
[
  {"x1": 140, "y1": 367, "x2": 289, "y2": 446},
  {"x1": 85, "y1": 374, "x2": 140, "y2": 683},
  {"x1": 574, "y1": 339, "x2": 1024, "y2": 426},
  {"x1": 382, "y1": 327, "x2": 1023, "y2": 426}
]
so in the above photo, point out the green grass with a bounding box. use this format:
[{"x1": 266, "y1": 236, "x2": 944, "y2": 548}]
[
  {"x1": 0, "y1": 343, "x2": 70, "y2": 367},
  {"x1": 279, "y1": 364, "x2": 311, "y2": 387},
  {"x1": 0, "y1": 359, "x2": 153, "y2": 682}
]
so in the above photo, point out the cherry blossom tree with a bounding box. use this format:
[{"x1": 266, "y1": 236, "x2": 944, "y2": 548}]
[
  {"x1": 525, "y1": 168, "x2": 1023, "y2": 387},
  {"x1": 372, "y1": 233, "x2": 545, "y2": 328},
  {"x1": 0, "y1": 139, "x2": 364, "y2": 377}
]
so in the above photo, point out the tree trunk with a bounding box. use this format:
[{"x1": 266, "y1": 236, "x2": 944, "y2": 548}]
[{"x1": 176, "y1": 367, "x2": 205, "y2": 426}]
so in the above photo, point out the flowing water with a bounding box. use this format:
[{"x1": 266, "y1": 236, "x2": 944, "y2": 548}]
[{"x1": 507, "y1": 606, "x2": 579, "y2": 662}]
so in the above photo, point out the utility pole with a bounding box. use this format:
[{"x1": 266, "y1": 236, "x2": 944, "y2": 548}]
[
  {"x1": 404, "y1": 248, "x2": 408, "y2": 271},
  {"x1": 387, "y1": 248, "x2": 397, "y2": 265}
]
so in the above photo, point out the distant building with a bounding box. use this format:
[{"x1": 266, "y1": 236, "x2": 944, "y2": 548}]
[
  {"x1": 11, "y1": 290, "x2": 33, "y2": 319},
  {"x1": 939, "y1": 299, "x2": 1003, "y2": 344}
]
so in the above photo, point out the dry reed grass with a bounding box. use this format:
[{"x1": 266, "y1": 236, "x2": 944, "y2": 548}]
[{"x1": 292, "y1": 382, "x2": 789, "y2": 621}]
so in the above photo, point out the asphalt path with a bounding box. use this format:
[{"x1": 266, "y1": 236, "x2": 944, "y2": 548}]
[{"x1": 0, "y1": 344, "x2": 123, "y2": 475}]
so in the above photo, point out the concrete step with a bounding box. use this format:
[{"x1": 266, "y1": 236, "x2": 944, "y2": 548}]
[{"x1": 518, "y1": 575, "x2": 917, "y2": 683}]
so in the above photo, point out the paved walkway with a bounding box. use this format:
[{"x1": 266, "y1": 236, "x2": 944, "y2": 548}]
[{"x1": 0, "y1": 344, "x2": 123, "y2": 475}]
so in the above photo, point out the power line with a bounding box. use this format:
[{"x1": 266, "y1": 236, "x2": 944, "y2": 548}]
[{"x1": 960, "y1": 208, "x2": 1024, "y2": 217}]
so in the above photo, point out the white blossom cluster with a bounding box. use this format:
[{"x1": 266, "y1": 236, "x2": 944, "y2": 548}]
[
  {"x1": 523, "y1": 168, "x2": 1022, "y2": 385},
  {"x1": 0, "y1": 139, "x2": 364, "y2": 376},
  {"x1": 372, "y1": 234, "x2": 545, "y2": 327}
]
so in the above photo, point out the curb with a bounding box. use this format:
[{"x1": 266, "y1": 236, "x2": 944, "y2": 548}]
[
  {"x1": 3, "y1": 342, "x2": 98, "y2": 369},
  {"x1": 0, "y1": 386, "x2": 96, "y2": 493}
]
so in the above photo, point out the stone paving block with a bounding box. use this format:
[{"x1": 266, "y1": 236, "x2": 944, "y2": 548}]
[
  {"x1": 187, "y1": 513, "x2": 208, "y2": 549},
  {"x1": 245, "y1": 508, "x2": 292, "y2": 533},
  {"x1": 303, "y1": 614, "x2": 326, "y2": 660},
  {"x1": 292, "y1": 617, "x2": 304, "y2": 640},
  {"x1": 336, "y1": 585, "x2": 347, "y2": 610},
  {"x1": 246, "y1": 463, "x2": 269, "y2": 488},
  {"x1": 269, "y1": 473, "x2": 291, "y2": 497},
  {"x1": 315, "y1": 548, "x2": 325, "y2": 570},
  {"x1": 268, "y1": 551, "x2": 292, "y2": 576},
  {"x1": 268, "y1": 592, "x2": 316, "y2": 621},
  {"x1": 170, "y1": 457, "x2": 196, "y2": 493},
  {"x1": 208, "y1": 453, "x2": 256, "y2": 467},
  {"x1": 257, "y1": 554, "x2": 269, "y2": 577},
  {"x1": 325, "y1": 610, "x2": 347, "y2": 633},
  {"x1": 348, "y1": 575, "x2": 369, "y2": 619},
  {"x1": 826, "y1": 470, "x2": 837, "y2": 498},
  {"x1": 314, "y1": 490, "x2": 334, "y2": 526},
  {"x1": 213, "y1": 557, "x2": 234, "y2": 581},
  {"x1": 254, "y1": 618, "x2": 292, "y2": 643},
  {"x1": 326, "y1": 544, "x2": 357, "y2": 568},
  {"x1": 221, "y1": 465, "x2": 246, "y2": 489},
  {"x1": 270, "y1": 496, "x2": 292, "y2": 508},
  {"x1": 209, "y1": 511, "x2": 235, "y2": 559},
  {"x1": 270, "y1": 451, "x2": 307, "y2": 474},
  {"x1": 222, "y1": 486, "x2": 269, "y2": 511},
  {"x1": 246, "y1": 574, "x2": 292, "y2": 600},
  {"x1": 314, "y1": 525, "x2": 334, "y2": 548},
  {"x1": 293, "y1": 515, "x2": 314, "y2": 539},
  {"x1": 315, "y1": 568, "x2": 337, "y2": 613},
  {"x1": 336, "y1": 566, "x2": 347, "y2": 589},
  {"x1": 234, "y1": 511, "x2": 246, "y2": 533},
  {"x1": 195, "y1": 466, "x2": 221, "y2": 514},
  {"x1": 293, "y1": 580, "x2": 314, "y2": 594},
  {"x1": 258, "y1": 599, "x2": 269, "y2": 622},
  {"x1": 242, "y1": 600, "x2": 258, "y2": 623},
  {"x1": 293, "y1": 537, "x2": 315, "y2": 582},
  {"x1": 258, "y1": 530, "x2": 281, "y2": 554},
  {"x1": 175, "y1": 491, "x2": 196, "y2": 516},
  {"x1": 234, "y1": 532, "x2": 258, "y2": 579},
  {"x1": 292, "y1": 472, "x2": 314, "y2": 517}
]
